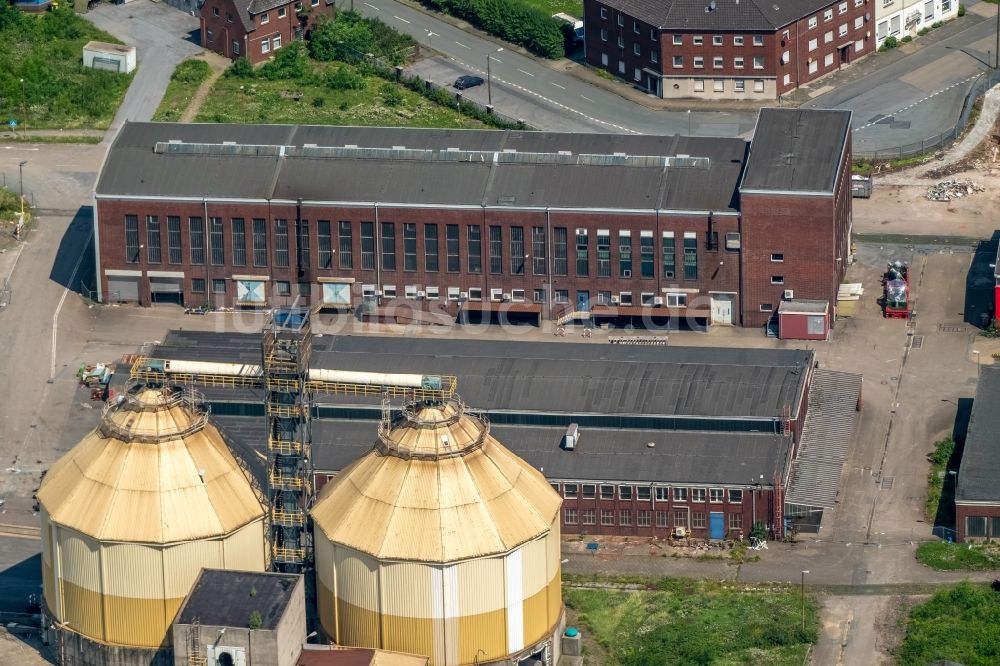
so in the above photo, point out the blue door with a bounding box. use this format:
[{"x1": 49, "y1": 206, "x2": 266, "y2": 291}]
[
  {"x1": 576, "y1": 291, "x2": 590, "y2": 311},
  {"x1": 709, "y1": 512, "x2": 725, "y2": 540}
]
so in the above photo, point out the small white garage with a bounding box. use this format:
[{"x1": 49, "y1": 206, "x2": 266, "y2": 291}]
[{"x1": 83, "y1": 41, "x2": 136, "y2": 74}]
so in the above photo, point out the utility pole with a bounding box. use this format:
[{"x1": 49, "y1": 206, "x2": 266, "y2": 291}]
[
  {"x1": 800, "y1": 570, "x2": 809, "y2": 630},
  {"x1": 487, "y1": 47, "x2": 503, "y2": 108},
  {"x1": 20, "y1": 78, "x2": 26, "y2": 133},
  {"x1": 18, "y1": 160, "x2": 27, "y2": 217}
]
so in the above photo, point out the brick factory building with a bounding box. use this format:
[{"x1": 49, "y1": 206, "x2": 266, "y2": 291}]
[
  {"x1": 93, "y1": 108, "x2": 852, "y2": 330},
  {"x1": 583, "y1": 0, "x2": 873, "y2": 99},
  {"x1": 137, "y1": 332, "x2": 863, "y2": 539},
  {"x1": 955, "y1": 366, "x2": 1000, "y2": 542}
]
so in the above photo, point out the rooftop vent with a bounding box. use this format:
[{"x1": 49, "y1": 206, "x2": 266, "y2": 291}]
[{"x1": 564, "y1": 423, "x2": 579, "y2": 450}]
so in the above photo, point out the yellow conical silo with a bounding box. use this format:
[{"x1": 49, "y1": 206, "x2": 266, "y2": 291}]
[
  {"x1": 311, "y1": 399, "x2": 564, "y2": 666},
  {"x1": 37, "y1": 384, "x2": 267, "y2": 651}
]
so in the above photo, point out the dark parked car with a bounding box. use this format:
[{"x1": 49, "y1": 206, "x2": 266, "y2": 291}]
[{"x1": 453, "y1": 75, "x2": 484, "y2": 90}]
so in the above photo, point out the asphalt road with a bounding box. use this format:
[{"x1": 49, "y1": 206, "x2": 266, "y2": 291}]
[{"x1": 342, "y1": 0, "x2": 999, "y2": 148}]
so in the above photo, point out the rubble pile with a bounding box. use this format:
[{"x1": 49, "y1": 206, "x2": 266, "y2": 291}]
[{"x1": 926, "y1": 179, "x2": 986, "y2": 202}]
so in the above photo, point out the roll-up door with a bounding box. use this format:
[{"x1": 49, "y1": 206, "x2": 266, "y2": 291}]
[{"x1": 107, "y1": 276, "x2": 139, "y2": 302}]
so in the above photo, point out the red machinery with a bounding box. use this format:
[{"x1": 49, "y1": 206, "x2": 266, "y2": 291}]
[{"x1": 883, "y1": 260, "x2": 910, "y2": 319}]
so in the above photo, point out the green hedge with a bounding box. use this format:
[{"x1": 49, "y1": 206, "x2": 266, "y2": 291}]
[{"x1": 423, "y1": 0, "x2": 564, "y2": 59}]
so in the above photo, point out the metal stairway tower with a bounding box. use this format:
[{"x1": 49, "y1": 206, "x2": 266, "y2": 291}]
[{"x1": 262, "y1": 308, "x2": 313, "y2": 572}]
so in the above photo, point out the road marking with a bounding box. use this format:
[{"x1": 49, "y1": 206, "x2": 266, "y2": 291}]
[
  {"x1": 392, "y1": 15, "x2": 410, "y2": 23},
  {"x1": 517, "y1": 69, "x2": 535, "y2": 77},
  {"x1": 3, "y1": 146, "x2": 40, "y2": 151},
  {"x1": 363, "y1": 2, "x2": 379, "y2": 8},
  {"x1": 551, "y1": 82, "x2": 566, "y2": 89},
  {"x1": 51, "y1": 224, "x2": 93, "y2": 381},
  {"x1": 853, "y1": 74, "x2": 978, "y2": 132},
  {"x1": 451, "y1": 58, "x2": 641, "y2": 134},
  {"x1": 455, "y1": 41, "x2": 471, "y2": 49},
  {"x1": 491, "y1": 58, "x2": 503, "y2": 64}
]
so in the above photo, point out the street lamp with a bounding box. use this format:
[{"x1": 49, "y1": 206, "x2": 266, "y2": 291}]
[
  {"x1": 18, "y1": 160, "x2": 27, "y2": 216},
  {"x1": 973, "y1": 349, "x2": 981, "y2": 376},
  {"x1": 800, "y1": 570, "x2": 809, "y2": 630},
  {"x1": 687, "y1": 109, "x2": 692, "y2": 136},
  {"x1": 20, "y1": 78, "x2": 26, "y2": 133},
  {"x1": 487, "y1": 47, "x2": 504, "y2": 108}
]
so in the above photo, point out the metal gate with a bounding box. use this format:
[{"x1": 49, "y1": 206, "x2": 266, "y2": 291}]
[
  {"x1": 150, "y1": 277, "x2": 184, "y2": 304},
  {"x1": 107, "y1": 276, "x2": 139, "y2": 302},
  {"x1": 709, "y1": 512, "x2": 725, "y2": 540}
]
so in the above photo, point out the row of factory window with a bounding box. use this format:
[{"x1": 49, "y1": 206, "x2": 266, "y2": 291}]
[
  {"x1": 123, "y1": 216, "x2": 724, "y2": 280},
  {"x1": 564, "y1": 508, "x2": 744, "y2": 530},
  {"x1": 556, "y1": 482, "x2": 744, "y2": 504},
  {"x1": 964, "y1": 516, "x2": 1000, "y2": 539},
  {"x1": 359, "y1": 285, "x2": 689, "y2": 307}
]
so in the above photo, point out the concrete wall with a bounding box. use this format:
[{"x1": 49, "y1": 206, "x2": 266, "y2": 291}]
[{"x1": 50, "y1": 622, "x2": 172, "y2": 666}]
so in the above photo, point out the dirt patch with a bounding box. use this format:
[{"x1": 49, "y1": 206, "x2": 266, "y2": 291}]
[
  {"x1": 923, "y1": 114, "x2": 1000, "y2": 180},
  {"x1": 875, "y1": 594, "x2": 927, "y2": 661}
]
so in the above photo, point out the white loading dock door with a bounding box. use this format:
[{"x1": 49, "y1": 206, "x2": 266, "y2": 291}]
[
  {"x1": 710, "y1": 293, "x2": 735, "y2": 326},
  {"x1": 107, "y1": 275, "x2": 139, "y2": 302}
]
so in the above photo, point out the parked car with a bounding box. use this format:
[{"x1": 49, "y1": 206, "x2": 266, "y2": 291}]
[{"x1": 453, "y1": 75, "x2": 484, "y2": 90}]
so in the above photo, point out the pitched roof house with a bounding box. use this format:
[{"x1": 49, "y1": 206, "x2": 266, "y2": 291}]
[{"x1": 200, "y1": 0, "x2": 334, "y2": 64}]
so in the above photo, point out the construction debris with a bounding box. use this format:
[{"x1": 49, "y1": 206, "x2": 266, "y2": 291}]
[{"x1": 926, "y1": 179, "x2": 986, "y2": 202}]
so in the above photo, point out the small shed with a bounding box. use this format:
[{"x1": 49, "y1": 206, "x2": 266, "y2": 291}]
[
  {"x1": 83, "y1": 41, "x2": 136, "y2": 74},
  {"x1": 778, "y1": 299, "x2": 830, "y2": 340}
]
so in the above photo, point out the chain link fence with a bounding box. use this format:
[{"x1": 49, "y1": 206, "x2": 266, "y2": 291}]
[{"x1": 854, "y1": 68, "x2": 1000, "y2": 162}]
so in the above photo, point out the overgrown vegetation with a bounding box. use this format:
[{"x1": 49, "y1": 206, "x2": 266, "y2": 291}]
[
  {"x1": 153, "y1": 59, "x2": 213, "y2": 122},
  {"x1": 0, "y1": 187, "x2": 26, "y2": 222},
  {"x1": 565, "y1": 579, "x2": 818, "y2": 665},
  {"x1": 925, "y1": 436, "x2": 955, "y2": 520},
  {"x1": 0, "y1": 4, "x2": 132, "y2": 129},
  {"x1": 917, "y1": 541, "x2": 1000, "y2": 570},
  {"x1": 896, "y1": 582, "x2": 1000, "y2": 665},
  {"x1": 422, "y1": 0, "x2": 565, "y2": 58},
  {"x1": 309, "y1": 11, "x2": 415, "y2": 65}
]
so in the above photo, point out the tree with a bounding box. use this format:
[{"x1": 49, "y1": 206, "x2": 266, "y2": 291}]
[{"x1": 309, "y1": 14, "x2": 374, "y2": 62}]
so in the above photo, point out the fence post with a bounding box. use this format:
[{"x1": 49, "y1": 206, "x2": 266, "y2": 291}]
[{"x1": 395, "y1": 66, "x2": 402, "y2": 81}]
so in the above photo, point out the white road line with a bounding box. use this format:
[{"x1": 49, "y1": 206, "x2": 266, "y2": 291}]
[
  {"x1": 393, "y1": 15, "x2": 410, "y2": 23},
  {"x1": 455, "y1": 41, "x2": 471, "y2": 49},
  {"x1": 580, "y1": 95, "x2": 594, "y2": 102},
  {"x1": 853, "y1": 74, "x2": 978, "y2": 132},
  {"x1": 517, "y1": 69, "x2": 535, "y2": 77},
  {"x1": 491, "y1": 58, "x2": 503, "y2": 64},
  {"x1": 363, "y1": 2, "x2": 379, "y2": 8},
  {"x1": 551, "y1": 82, "x2": 565, "y2": 89},
  {"x1": 51, "y1": 225, "x2": 93, "y2": 380}
]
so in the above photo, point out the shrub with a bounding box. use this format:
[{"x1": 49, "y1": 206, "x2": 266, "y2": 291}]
[
  {"x1": 227, "y1": 57, "x2": 255, "y2": 79},
  {"x1": 918, "y1": 27, "x2": 929, "y2": 35},
  {"x1": 422, "y1": 0, "x2": 564, "y2": 58},
  {"x1": 958, "y1": 3, "x2": 966, "y2": 15},
  {"x1": 309, "y1": 13, "x2": 374, "y2": 62},
  {"x1": 171, "y1": 59, "x2": 211, "y2": 85},
  {"x1": 247, "y1": 610, "x2": 262, "y2": 630},
  {"x1": 879, "y1": 36, "x2": 898, "y2": 51},
  {"x1": 326, "y1": 64, "x2": 365, "y2": 90},
  {"x1": 380, "y1": 82, "x2": 404, "y2": 106},
  {"x1": 312, "y1": 96, "x2": 325, "y2": 107},
  {"x1": 901, "y1": 35, "x2": 913, "y2": 42},
  {"x1": 259, "y1": 41, "x2": 310, "y2": 80}
]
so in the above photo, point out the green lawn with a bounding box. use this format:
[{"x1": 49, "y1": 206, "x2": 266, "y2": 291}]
[
  {"x1": 565, "y1": 579, "x2": 819, "y2": 666},
  {"x1": 0, "y1": 5, "x2": 133, "y2": 129},
  {"x1": 196, "y1": 62, "x2": 480, "y2": 128},
  {"x1": 896, "y1": 582, "x2": 1000, "y2": 666},
  {"x1": 153, "y1": 59, "x2": 213, "y2": 122},
  {"x1": 917, "y1": 541, "x2": 1000, "y2": 571}
]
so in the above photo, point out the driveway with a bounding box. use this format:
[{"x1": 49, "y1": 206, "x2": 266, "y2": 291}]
[{"x1": 83, "y1": 1, "x2": 202, "y2": 139}]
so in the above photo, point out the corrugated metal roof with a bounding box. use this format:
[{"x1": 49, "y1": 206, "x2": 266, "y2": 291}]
[
  {"x1": 151, "y1": 331, "x2": 812, "y2": 420},
  {"x1": 310, "y1": 402, "x2": 561, "y2": 562},
  {"x1": 96, "y1": 122, "x2": 747, "y2": 213},
  {"x1": 742, "y1": 108, "x2": 851, "y2": 193},
  {"x1": 218, "y1": 416, "x2": 791, "y2": 486},
  {"x1": 37, "y1": 387, "x2": 265, "y2": 543},
  {"x1": 957, "y1": 366, "x2": 1000, "y2": 503}
]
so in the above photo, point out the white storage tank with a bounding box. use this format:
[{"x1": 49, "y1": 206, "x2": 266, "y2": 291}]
[
  {"x1": 37, "y1": 384, "x2": 267, "y2": 657},
  {"x1": 311, "y1": 398, "x2": 564, "y2": 665}
]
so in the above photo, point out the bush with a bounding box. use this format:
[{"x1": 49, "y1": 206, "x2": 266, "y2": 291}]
[
  {"x1": 917, "y1": 27, "x2": 929, "y2": 35},
  {"x1": 901, "y1": 35, "x2": 912, "y2": 42},
  {"x1": 422, "y1": 0, "x2": 564, "y2": 58},
  {"x1": 958, "y1": 3, "x2": 966, "y2": 16},
  {"x1": 380, "y1": 82, "x2": 404, "y2": 106},
  {"x1": 227, "y1": 57, "x2": 255, "y2": 79},
  {"x1": 326, "y1": 64, "x2": 365, "y2": 90},
  {"x1": 312, "y1": 96, "x2": 325, "y2": 107},
  {"x1": 171, "y1": 59, "x2": 211, "y2": 85},
  {"x1": 259, "y1": 41, "x2": 310, "y2": 80}
]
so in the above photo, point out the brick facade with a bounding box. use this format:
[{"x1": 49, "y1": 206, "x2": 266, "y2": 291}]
[
  {"x1": 956, "y1": 504, "x2": 1000, "y2": 542},
  {"x1": 200, "y1": 0, "x2": 334, "y2": 65},
  {"x1": 584, "y1": 0, "x2": 873, "y2": 98}
]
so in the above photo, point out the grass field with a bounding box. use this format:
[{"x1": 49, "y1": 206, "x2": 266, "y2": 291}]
[
  {"x1": 195, "y1": 63, "x2": 481, "y2": 128},
  {"x1": 917, "y1": 541, "x2": 1000, "y2": 570},
  {"x1": 896, "y1": 582, "x2": 1000, "y2": 665},
  {"x1": 564, "y1": 579, "x2": 819, "y2": 665},
  {"x1": 153, "y1": 59, "x2": 213, "y2": 122},
  {"x1": 0, "y1": 5, "x2": 133, "y2": 129}
]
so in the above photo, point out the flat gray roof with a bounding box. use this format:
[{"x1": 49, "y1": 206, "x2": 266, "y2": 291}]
[
  {"x1": 957, "y1": 366, "x2": 1000, "y2": 503},
  {"x1": 153, "y1": 331, "x2": 813, "y2": 419},
  {"x1": 175, "y1": 569, "x2": 299, "y2": 630},
  {"x1": 214, "y1": 416, "x2": 791, "y2": 486},
  {"x1": 741, "y1": 108, "x2": 851, "y2": 194},
  {"x1": 96, "y1": 122, "x2": 748, "y2": 213}
]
